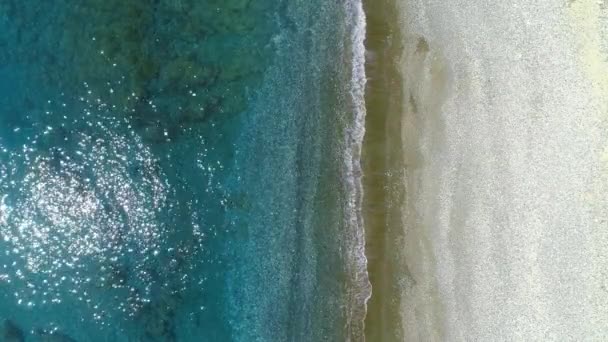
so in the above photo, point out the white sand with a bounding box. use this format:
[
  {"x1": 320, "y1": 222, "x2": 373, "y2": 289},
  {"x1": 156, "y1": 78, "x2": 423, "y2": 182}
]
[{"x1": 397, "y1": 1, "x2": 608, "y2": 340}]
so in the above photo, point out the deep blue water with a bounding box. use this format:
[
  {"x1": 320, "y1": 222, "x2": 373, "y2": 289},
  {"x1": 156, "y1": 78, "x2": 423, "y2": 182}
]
[{"x1": 0, "y1": 1, "x2": 368, "y2": 341}]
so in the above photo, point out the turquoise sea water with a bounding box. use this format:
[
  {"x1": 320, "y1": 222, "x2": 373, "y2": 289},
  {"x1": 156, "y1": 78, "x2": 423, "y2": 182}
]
[{"x1": 0, "y1": 1, "x2": 368, "y2": 341}]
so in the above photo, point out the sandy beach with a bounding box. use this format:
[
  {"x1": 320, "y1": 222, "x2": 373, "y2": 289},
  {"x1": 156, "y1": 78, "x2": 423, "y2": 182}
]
[{"x1": 363, "y1": 0, "x2": 608, "y2": 340}]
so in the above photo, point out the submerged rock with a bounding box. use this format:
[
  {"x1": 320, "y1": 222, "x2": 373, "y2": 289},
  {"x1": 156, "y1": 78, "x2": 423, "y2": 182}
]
[
  {"x1": 34, "y1": 329, "x2": 77, "y2": 342},
  {"x1": 59, "y1": 0, "x2": 274, "y2": 140},
  {"x1": 2, "y1": 0, "x2": 277, "y2": 142},
  {"x1": 1, "y1": 319, "x2": 24, "y2": 342}
]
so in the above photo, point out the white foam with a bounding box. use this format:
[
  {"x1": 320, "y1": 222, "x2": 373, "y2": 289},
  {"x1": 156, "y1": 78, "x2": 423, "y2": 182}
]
[{"x1": 342, "y1": 0, "x2": 372, "y2": 340}]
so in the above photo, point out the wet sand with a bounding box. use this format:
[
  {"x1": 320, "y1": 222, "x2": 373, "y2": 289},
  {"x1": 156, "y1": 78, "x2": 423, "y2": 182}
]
[{"x1": 361, "y1": 0, "x2": 409, "y2": 339}]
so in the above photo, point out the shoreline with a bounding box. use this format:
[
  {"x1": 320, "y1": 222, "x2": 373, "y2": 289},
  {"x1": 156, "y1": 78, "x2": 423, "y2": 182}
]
[{"x1": 342, "y1": 0, "x2": 373, "y2": 338}]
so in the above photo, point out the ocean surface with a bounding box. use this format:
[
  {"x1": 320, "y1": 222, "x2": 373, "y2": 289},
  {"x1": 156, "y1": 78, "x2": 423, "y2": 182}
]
[{"x1": 0, "y1": 1, "x2": 369, "y2": 341}]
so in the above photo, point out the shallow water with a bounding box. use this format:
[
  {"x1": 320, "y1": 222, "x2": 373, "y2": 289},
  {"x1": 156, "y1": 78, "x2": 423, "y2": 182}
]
[{"x1": 0, "y1": 1, "x2": 368, "y2": 341}]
